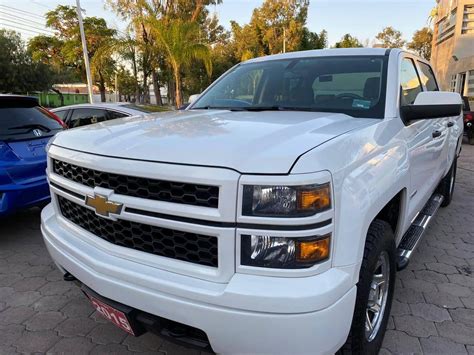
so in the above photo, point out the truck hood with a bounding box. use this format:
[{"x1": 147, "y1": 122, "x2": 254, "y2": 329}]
[{"x1": 52, "y1": 109, "x2": 376, "y2": 174}]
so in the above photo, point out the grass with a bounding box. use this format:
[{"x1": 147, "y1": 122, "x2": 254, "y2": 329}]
[{"x1": 137, "y1": 104, "x2": 172, "y2": 112}]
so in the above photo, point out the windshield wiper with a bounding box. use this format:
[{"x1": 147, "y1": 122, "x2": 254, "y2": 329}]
[
  {"x1": 193, "y1": 105, "x2": 321, "y2": 112},
  {"x1": 238, "y1": 106, "x2": 321, "y2": 112},
  {"x1": 8, "y1": 124, "x2": 51, "y2": 132}
]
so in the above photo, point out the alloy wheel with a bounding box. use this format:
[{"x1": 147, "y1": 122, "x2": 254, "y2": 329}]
[{"x1": 365, "y1": 251, "x2": 390, "y2": 342}]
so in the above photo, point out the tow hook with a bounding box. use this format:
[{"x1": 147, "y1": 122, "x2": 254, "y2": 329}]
[{"x1": 63, "y1": 271, "x2": 76, "y2": 281}]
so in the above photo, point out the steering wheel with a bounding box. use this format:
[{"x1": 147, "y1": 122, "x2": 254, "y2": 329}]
[{"x1": 336, "y1": 93, "x2": 365, "y2": 100}]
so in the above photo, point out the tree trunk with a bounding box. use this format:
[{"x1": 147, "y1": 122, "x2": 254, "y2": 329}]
[
  {"x1": 130, "y1": 48, "x2": 140, "y2": 103},
  {"x1": 99, "y1": 82, "x2": 106, "y2": 102},
  {"x1": 152, "y1": 70, "x2": 163, "y2": 106},
  {"x1": 173, "y1": 65, "x2": 182, "y2": 108}
]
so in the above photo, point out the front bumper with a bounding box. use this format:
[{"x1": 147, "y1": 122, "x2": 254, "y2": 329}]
[
  {"x1": 0, "y1": 178, "x2": 50, "y2": 216},
  {"x1": 42, "y1": 203, "x2": 356, "y2": 354}
]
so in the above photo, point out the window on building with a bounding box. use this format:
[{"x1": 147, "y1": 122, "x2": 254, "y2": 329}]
[
  {"x1": 468, "y1": 70, "x2": 474, "y2": 96},
  {"x1": 462, "y1": 5, "x2": 474, "y2": 34},
  {"x1": 450, "y1": 75, "x2": 457, "y2": 92},
  {"x1": 437, "y1": 8, "x2": 457, "y2": 43}
]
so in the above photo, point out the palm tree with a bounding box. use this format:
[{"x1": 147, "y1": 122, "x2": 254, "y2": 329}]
[{"x1": 148, "y1": 18, "x2": 212, "y2": 107}]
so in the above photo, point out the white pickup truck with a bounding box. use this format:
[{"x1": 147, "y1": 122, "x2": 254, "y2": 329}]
[{"x1": 41, "y1": 48, "x2": 463, "y2": 354}]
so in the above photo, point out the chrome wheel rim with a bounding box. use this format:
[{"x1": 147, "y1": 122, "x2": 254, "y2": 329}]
[{"x1": 365, "y1": 251, "x2": 390, "y2": 342}]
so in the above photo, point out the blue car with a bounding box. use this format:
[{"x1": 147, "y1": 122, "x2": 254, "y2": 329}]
[{"x1": 1, "y1": 95, "x2": 64, "y2": 216}]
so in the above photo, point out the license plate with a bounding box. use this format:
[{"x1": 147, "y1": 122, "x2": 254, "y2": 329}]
[{"x1": 87, "y1": 295, "x2": 135, "y2": 335}]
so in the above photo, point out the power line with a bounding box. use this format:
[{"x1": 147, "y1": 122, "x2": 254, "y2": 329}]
[
  {"x1": 0, "y1": 23, "x2": 47, "y2": 36},
  {"x1": 30, "y1": 0, "x2": 52, "y2": 10},
  {"x1": 0, "y1": 18, "x2": 53, "y2": 34},
  {"x1": 0, "y1": 10, "x2": 48, "y2": 28},
  {"x1": 0, "y1": 21, "x2": 52, "y2": 36},
  {"x1": 0, "y1": 4, "x2": 45, "y2": 19}
]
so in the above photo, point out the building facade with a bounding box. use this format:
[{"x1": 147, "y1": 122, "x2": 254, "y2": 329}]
[{"x1": 431, "y1": 0, "x2": 474, "y2": 97}]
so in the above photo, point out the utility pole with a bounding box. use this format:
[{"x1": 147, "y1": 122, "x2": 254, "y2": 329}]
[
  {"x1": 76, "y1": 0, "x2": 94, "y2": 104},
  {"x1": 283, "y1": 27, "x2": 286, "y2": 53}
]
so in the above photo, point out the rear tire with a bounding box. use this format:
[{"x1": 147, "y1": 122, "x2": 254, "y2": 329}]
[
  {"x1": 340, "y1": 220, "x2": 396, "y2": 354},
  {"x1": 438, "y1": 158, "x2": 457, "y2": 207}
]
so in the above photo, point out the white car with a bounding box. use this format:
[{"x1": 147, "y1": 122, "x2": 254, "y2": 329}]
[
  {"x1": 41, "y1": 48, "x2": 463, "y2": 354},
  {"x1": 51, "y1": 103, "x2": 152, "y2": 128}
]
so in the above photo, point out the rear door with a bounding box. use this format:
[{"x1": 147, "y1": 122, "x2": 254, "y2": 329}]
[
  {"x1": 68, "y1": 108, "x2": 108, "y2": 128},
  {"x1": 0, "y1": 97, "x2": 63, "y2": 183},
  {"x1": 107, "y1": 110, "x2": 129, "y2": 120},
  {"x1": 416, "y1": 60, "x2": 453, "y2": 180}
]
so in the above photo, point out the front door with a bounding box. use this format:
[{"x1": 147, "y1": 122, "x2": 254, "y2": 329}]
[{"x1": 400, "y1": 57, "x2": 439, "y2": 223}]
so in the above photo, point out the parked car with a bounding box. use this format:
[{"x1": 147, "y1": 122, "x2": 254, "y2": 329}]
[
  {"x1": 51, "y1": 103, "x2": 152, "y2": 128},
  {"x1": 0, "y1": 95, "x2": 64, "y2": 216},
  {"x1": 463, "y1": 96, "x2": 474, "y2": 144},
  {"x1": 41, "y1": 49, "x2": 463, "y2": 354}
]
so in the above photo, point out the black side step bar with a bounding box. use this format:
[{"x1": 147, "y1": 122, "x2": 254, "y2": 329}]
[{"x1": 397, "y1": 194, "x2": 444, "y2": 270}]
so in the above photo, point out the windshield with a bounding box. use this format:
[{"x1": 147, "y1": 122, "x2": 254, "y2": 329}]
[{"x1": 192, "y1": 55, "x2": 388, "y2": 118}]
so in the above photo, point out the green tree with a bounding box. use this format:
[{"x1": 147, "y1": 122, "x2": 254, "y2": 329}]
[
  {"x1": 375, "y1": 26, "x2": 406, "y2": 48},
  {"x1": 28, "y1": 5, "x2": 117, "y2": 102},
  {"x1": 231, "y1": 0, "x2": 310, "y2": 59},
  {"x1": 48, "y1": 6, "x2": 117, "y2": 102},
  {"x1": 148, "y1": 18, "x2": 212, "y2": 107},
  {"x1": 334, "y1": 34, "x2": 363, "y2": 48},
  {"x1": 116, "y1": 66, "x2": 137, "y2": 101},
  {"x1": 407, "y1": 27, "x2": 433, "y2": 60},
  {"x1": 106, "y1": 0, "x2": 221, "y2": 104},
  {"x1": 300, "y1": 29, "x2": 328, "y2": 50},
  {"x1": 0, "y1": 30, "x2": 53, "y2": 93},
  {"x1": 185, "y1": 13, "x2": 236, "y2": 96}
]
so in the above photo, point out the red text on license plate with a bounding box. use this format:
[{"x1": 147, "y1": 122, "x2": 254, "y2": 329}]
[{"x1": 88, "y1": 295, "x2": 135, "y2": 335}]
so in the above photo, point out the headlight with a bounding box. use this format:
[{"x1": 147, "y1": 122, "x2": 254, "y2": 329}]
[
  {"x1": 241, "y1": 234, "x2": 331, "y2": 268},
  {"x1": 242, "y1": 183, "x2": 331, "y2": 217}
]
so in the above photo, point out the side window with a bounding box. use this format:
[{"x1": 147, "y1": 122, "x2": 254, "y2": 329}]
[
  {"x1": 69, "y1": 109, "x2": 108, "y2": 128},
  {"x1": 400, "y1": 58, "x2": 423, "y2": 105},
  {"x1": 54, "y1": 110, "x2": 68, "y2": 120},
  {"x1": 107, "y1": 110, "x2": 128, "y2": 120},
  {"x1": 417, "y1": 62, "x2": 439, "y2": 91}
]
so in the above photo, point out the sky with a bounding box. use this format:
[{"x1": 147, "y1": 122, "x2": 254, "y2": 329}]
[{"x1": 0, "y1": 0, "x2": 436, "y2": 46}]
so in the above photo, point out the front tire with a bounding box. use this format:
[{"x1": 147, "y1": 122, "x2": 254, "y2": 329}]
[{"x1": 340, "y1": 220, "x2": 396, "y2": 354}]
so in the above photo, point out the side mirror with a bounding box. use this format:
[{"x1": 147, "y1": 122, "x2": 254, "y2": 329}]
[
  {"x1": 401, "y1": 91, "x2": 462, "y2": 121},
  {"x1": 188, "y1": 94, "x2": 201, "y2": 104}
]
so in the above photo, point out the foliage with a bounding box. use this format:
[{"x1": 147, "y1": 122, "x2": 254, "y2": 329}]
[
  {"x1": 334, "y1": 34, "x2": 363, "y2": 48},
  {"x1": 0, "y1": 30, "x2": 53, "y2": 93},
  {"x1": 300, "y1": 29, "x2": 328, "y2": 50},
  {"x1": 375, "y1": 26, "x2": 406, "y2": 48},
  {"x1": 407, "y1": 27, "x2": 432, "y2": 60},
  {"x1": 28, "y1": 5, "x2": 117, "y2": 101},
  {"x1": 230, "y1": 0, "x2": 311, "y2": 60},
  {"x1": 147, "y1": 18, "x2": 212, "y2": 107},
  {"x1": 23, "y1": 1, "x2": 335, "y2": 106}
]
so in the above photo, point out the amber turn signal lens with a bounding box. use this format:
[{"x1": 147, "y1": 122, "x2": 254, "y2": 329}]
[
  {"x1": 297, "y1": 184, "x2": 331, "y2": 211},
  {"x1": 296, "y1": 235, "x2": 330, "y2": 263}
]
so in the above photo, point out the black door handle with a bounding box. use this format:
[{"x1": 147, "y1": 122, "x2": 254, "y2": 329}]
[
  {"x1": 447, "y1": 121, "x2": 454, "y2": 127},
  {"x1": 432, "y1": 130, "x2": 442, "y2": 138}
]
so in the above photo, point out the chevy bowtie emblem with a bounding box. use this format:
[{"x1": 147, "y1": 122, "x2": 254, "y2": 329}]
[{"x1": 85, "y1": 194, "x2": 123, "y2": 217}]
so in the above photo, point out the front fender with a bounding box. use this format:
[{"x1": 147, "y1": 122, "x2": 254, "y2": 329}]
[{"x1": 292, "y1": 118, "x2": 410, "y2": 270}]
